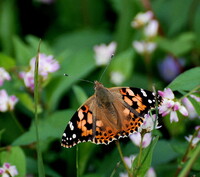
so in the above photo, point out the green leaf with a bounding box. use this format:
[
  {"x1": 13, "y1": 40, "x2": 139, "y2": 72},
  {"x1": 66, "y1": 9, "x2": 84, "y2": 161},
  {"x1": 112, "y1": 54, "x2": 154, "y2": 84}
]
[
  {"x1": 0, "y1": 146, "x2": 26, "y2": 177},
  {"x1": 16, "y1": 93, "x2": 42, "y2": 113},
  {"x1": 0, "y1": 53, "x2": 16, "y2": 69},
  {"x1": 109, "y1": 49, "x2": 135, "y2": 80},
  {"x1": 53, "y1": 29, "x2": 111, "y2": 54},
  {"x1": 73, "y1": 85, "x2": 88, "y2": 105},
  {"x1": 158, "y1": 33, "x2": 195, "y2": 56},
  {"x1": 167, "y1": 67, "x2": 200, "y2": 91},
  {"x1": 77, "y1": 143, "x2": 97, "y2": 176},
  {"x1": 13, "y1": 36, "x2": 34, "y2": 65},
  {"x1": 132, "y1": 136, "x2": 159, "y2": 177},
  {"x1": 12, "y1": 110, "x2": 74, "y2": 146},
  {"x1": 152, "y1": 140, "x2": 178, "y2": 165}
]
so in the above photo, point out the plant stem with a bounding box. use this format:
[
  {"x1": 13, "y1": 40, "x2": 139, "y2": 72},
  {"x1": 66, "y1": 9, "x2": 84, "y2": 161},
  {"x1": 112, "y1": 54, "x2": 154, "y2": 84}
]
[
  {"x1": 179, "y1": 85, "x2": 200, "y2": 101},
  {"x1": 174, "y1": 127, "x2": 200, "y2": 177},
  {"x1": 76, "y1": 146, "x2": 80, "y2": 177},
  {"x1": 34, "y1": 40, "x2": 45, "y2": 177},
  {"x1": 116, "y1": 141, "x2": 133, "y2": 177}
]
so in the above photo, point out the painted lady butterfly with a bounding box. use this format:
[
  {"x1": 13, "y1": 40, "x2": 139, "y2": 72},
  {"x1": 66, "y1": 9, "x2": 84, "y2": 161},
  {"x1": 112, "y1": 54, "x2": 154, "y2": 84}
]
[{"x1": 61, "y1": 81, "x2": 162, "y2": 148}]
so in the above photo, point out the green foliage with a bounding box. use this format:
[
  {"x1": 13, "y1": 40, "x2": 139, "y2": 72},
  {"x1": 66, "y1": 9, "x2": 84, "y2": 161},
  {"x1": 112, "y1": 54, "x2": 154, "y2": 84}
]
[{"x1": 0, "y1": 0, "x2": 200, "y2": 177}]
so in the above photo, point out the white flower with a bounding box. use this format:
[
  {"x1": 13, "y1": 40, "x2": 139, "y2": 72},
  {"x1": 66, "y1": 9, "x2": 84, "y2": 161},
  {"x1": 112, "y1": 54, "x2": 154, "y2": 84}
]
[
  {"x1": 144, "y1": 20, "x2": 158, "y2": 38},
  {"x1": 185, "y1": 135, "x2": 200, "y2": 147},
  {"x1": 131, "y1": 11, "x2": 153, "y2": 28},
  {"x1": 130, "y1": 132, "x2": 152, "y2": 148},
  {"x1": 158, "y1": 88, "x2": 188, "y2": 123},
  {"x1": 0, "y1": 90, "x2": 18, "y2": 112},
  {"x1": 94, "y1": 42, "x2": 117, "y2": 66},
  {"x1": 0, "y1": 163, "x2": 18, "y2": 177},
  {"x1": 133, "y1": 41, "x2": 157, "y2": 55},
  {"x1": 0, "y1": 67, "x2": 11, "y2": 86},
  {"x1": 110, "y1": 71, "x2": 125, "y2": 85}
]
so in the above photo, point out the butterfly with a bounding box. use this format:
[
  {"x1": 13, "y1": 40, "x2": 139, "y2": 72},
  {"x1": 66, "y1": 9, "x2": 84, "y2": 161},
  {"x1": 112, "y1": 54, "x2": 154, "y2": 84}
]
[{"x1": 61, "y1": 81, "x2": 162, "y2": 148}]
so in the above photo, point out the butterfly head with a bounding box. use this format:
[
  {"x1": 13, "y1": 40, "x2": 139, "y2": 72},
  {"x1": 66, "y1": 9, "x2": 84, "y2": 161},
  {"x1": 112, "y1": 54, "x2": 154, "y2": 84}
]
[{"x1": 94, "y1": 81, "x2": 104, "y2": 90}]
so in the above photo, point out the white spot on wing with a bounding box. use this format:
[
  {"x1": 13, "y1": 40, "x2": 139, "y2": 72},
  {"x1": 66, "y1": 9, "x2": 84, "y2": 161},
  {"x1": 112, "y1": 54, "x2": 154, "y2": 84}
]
[
  {"x1": 148, "y1": 99, "x2": 152, "y2": 103},
  {"x1": 72, "y1": 134, "x2": 76, "y2": 139},
  {"x1": 69, "y1": 121, "x2": 74, "y2": 130},
  {"x1": 141, "y1": 89, "x2": 147, "y2": 97},
  {"x1": 63, "y1": 133, "x2": 66, "y2": 137}
]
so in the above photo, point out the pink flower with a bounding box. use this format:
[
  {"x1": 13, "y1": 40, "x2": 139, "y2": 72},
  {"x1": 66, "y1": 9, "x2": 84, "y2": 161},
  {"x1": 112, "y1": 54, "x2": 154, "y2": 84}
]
[
  {"x1": 20, "y1": 53, "x2": 60, "y2": 90},
  {"x1": 130, "y1": 132, "x2": 152, "y2": 148},
  {"x1": 19, "y1": 71, "x2": 35, "y2": 91},
  {"x1": 182, "y1": 97, "x2": 199, "y2": 119},
  {"x1": 30, "y1": 53, "x2": 60, "y2": 78},
  {"x1": 0, "y1": 163, "x2": 18, "y2": 177},
  {"x1": 94, "y1": 42, "x2": 117, "y2": 66},
  {"x1": 158, "y1": 88, "x2": 188, "y2": 123},
  {"x1": 0, "y1": 67, "x2": 11, "y2": 86},
  {"x1": 142, "y1": 114, "x2": 161, "y2": 132},
  {"x1": 0, "y1": 90, "x2": 18, "y2": 112},
  {"x1": 145, "y1": 167, "x2": 156, "y2": 177}
]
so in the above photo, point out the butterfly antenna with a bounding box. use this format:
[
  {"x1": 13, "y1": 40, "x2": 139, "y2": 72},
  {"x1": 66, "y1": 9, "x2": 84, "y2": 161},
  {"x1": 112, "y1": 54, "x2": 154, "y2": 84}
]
[
  {"x1": 99, "y1": 53, "x2": 114, "y2": 82},
  {"x1": 64, "y1": 74, "x2": 94, "y2": 84}
]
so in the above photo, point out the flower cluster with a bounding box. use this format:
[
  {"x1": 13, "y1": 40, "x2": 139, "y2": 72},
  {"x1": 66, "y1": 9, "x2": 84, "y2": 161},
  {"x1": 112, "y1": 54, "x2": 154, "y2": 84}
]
[
  {"x1": 93, "y1": 42, "x2": 117, "y2": 66},
  {"x1": 0, "y1": 67, "x2": 11, "y2": 86},
  {"x1": 0, "y1": 163, "x2": 18, "y2": 177},
  {"x1": 20, "y1": 53, "x2": 60, "y2": 91},
  {"x1": 158, "y1": 88, "x2": 188, "y2": 123},
  {"x1": 131, "y1": 11, "x2": 158, "y2": 55}
]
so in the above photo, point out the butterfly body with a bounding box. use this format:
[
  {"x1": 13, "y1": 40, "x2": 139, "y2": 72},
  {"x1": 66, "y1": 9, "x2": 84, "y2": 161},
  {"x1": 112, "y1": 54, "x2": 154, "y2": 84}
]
[{"x1": 61, "y1": 81, "x2": 162, "y2": 148}]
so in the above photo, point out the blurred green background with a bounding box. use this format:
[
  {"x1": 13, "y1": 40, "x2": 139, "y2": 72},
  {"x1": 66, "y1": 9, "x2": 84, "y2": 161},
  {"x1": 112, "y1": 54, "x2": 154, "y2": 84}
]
[{"x1": 0, "y1": 0, "x2": 200, "y2": 177}]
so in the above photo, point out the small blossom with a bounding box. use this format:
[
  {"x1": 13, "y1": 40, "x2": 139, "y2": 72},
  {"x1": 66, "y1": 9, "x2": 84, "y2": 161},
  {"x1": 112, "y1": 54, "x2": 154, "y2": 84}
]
[
  {"x1": 185, "y1": 135, "x2": 200, "y2": 147},
  {"x1": 158, "y1": 56, "x2": 185, "y2": 82},
  {"x1": 158, "y1": 88, "x2": 188, "y2": 123},
  {"x1": 131, "y1": 11, "x2": 153, "y2": 28},
  {"x1": 0, "y1": 163, "x2": 18, "y2": 177},
  {"x1": 130, "y1": 132, "x2": 152, "y2": 148},
  {"x1": 19, "y1": 71, "x2": 35, "y2": 91},
  {"x1": 145, "y1": 167, "x2": 156, "y2": 177},
  {"x1": 110, "y1": 71, "x2": 125, "y2": 85},
  {"x1": 142, "y1": 114, "x2": 161, "y2": 132},
  {"x1": 124, "y1": 155, "x2": 136, "y2": 168},
  {"x1": 0, "y1": 67, "x2": 11, "y2": 86},
  {"x1": 133, "y1": 41, "x2": 157, "y2": 55},
  {"x1": 195, "y1": 126, "x2": 200, "y2": 138},
  {"x1": 0, "y1": 90, "x2": 18, "y2": 112},
  {"x1": 30, "y1": 54, "x2": 60, "y2": 79},
  {"x1": 94, "y1": 42, "x2": 117, "y2": 66},
  {"x1": 144, "y1": 20, "x2": 158, "y2": 38}
]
